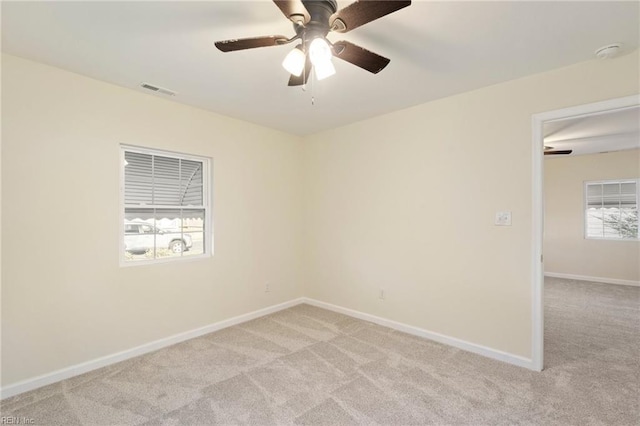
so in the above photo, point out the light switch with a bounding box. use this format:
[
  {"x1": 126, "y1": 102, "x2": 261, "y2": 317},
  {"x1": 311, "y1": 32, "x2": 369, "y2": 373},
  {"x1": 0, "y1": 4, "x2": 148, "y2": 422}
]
[{"x1": 495, "y1": 211, "x2": 512, "y2": 226}]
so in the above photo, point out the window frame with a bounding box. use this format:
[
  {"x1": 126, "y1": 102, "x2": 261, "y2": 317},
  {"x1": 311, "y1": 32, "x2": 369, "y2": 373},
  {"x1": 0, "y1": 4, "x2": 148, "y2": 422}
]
[
  {"x1": 583, "y1": 178, "x2": 639, "y2": 241},
  {"x1": 119, "y1": 144, "x2": 213, "y2": 266}
]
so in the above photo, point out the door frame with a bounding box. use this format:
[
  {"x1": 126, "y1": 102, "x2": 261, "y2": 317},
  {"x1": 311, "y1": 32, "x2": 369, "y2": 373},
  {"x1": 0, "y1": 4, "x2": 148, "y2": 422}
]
[{"x1": 530, "y1": 94, "x2": 639, "y2": 371}]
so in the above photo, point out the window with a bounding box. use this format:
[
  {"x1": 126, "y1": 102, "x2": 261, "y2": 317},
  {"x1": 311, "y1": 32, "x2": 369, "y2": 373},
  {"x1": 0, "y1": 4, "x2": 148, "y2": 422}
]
[
  {"x1": 585, "y1": 179, "x2": 639, "y2": 240},
  {"x1": 121, "y1": 145, "x2": 211, "y2": 264}
]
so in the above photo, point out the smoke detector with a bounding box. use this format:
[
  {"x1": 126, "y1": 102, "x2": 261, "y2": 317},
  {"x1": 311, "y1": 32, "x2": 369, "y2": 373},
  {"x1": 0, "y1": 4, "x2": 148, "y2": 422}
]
[
  {"x1": 140, "y1": 82, "x2": 177, "y2": 96},
  {"x1": 595, "y1": 43, "x2": 622, "y2": 60}
]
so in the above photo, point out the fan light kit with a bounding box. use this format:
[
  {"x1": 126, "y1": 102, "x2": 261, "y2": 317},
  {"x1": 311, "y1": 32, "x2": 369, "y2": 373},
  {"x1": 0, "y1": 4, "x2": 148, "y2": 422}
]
[
  {"x1": 308, "y1": 38, "x2": 336, "y2": 80},
  {"x1": 215, "y1": 0, "x2": 412, "y2": 86},
  {"x1": 282, "y1": 46, "x2": 306, "y2": 76}
]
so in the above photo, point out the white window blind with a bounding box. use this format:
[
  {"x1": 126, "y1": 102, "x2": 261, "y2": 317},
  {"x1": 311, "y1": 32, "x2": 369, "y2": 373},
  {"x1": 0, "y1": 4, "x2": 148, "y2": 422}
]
[
  {"x1": 124, "y1": 151, "x2": 203, "y2": 207},
  {"x1": 122, "y1": 147, "x2": 210, "y2": 264},
  {"x1": 585, "y1": 180, "x2": 639, "y2": 240}
]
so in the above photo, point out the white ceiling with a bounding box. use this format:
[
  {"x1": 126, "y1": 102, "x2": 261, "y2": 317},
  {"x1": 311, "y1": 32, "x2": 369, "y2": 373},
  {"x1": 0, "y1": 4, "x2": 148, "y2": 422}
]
[
  {"x1": 543, "y1": 106, "x2": 640, "y2": 157},
  {"x1": 2, "y1": 1, "x2": 639, "y2": 135}
]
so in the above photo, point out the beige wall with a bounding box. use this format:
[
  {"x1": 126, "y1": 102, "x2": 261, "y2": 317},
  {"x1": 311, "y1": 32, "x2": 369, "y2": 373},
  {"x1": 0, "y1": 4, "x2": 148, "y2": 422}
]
[
  {"x1": 544, "y1": 149, "x2": 640, "y2": 282},
  {"x1": 303, "y1": 51, "x2": 639, "y2": 358},
  {"x1": 2, "y1": 50, "x2": 639, "y2": 387},
  {"x1": 1, "y1": 54, "x2": 304, "y2": 386}
]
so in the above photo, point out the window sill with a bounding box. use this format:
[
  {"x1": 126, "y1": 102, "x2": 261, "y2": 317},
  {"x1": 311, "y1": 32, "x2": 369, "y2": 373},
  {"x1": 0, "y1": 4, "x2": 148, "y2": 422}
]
[{"x1": 119, "y1": 252, "x2": 212, "y2": 268}]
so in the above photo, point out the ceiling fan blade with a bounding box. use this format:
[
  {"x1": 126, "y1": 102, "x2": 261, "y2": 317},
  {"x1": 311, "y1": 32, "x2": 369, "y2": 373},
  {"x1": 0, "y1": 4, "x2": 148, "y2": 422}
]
[
  {"x1": 544, "y1": 150, "x2": 573, "y2": 155},
  {"x1": 330, "y1": 0, "x2": 411, "y2": 33},
  {"x1": 288, "y1": 55, "x2": 312, "y2": 86},
  {"x1": 273, "y1": 0, "x2": 310, "y2": 25},
  {"x1": 215, "y1": 35, "x2": 289, "y2": 52},
  {"x1": 332, "y1": 41, "x2": 390, "y2": 73}
]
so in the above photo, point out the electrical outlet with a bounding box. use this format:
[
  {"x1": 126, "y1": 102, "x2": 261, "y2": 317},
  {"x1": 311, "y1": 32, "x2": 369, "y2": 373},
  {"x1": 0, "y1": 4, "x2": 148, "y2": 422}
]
[
  {"x1": 379, "y1": 288, "x2": 385, "y2": 300},
  {"x1": 265, "y1": 282, "x2": 270, "y2": 293},
  {"x1": 495, "y1": 211, "x2": 512, "y2": 226}
]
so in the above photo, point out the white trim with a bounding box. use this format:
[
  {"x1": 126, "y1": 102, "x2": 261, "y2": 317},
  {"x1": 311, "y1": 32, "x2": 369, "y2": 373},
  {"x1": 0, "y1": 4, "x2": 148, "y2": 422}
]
[
  {"x1": 301, "y1": 298, "x2": 534, "y2": 370},
  {"x1": 531, "y1": 110, "x2": 545, "y2": 372},
  {"x1": 0, "y1": 298, "x2": 305, "y2": 400},
  {"x1": 119, "y1": 145, "x2": 126, "y2": 265},
  {"x1": 2, "y1": 295, "x2": 544, "y2": 400},
  {"x1": 119, "y1": 144, "x2": 213, "y2": 267},
  {"x1": 583, "y1": 179, "x2": 640, "y2": 241},
  {"x1": 532, "y1": 95, "x2": 640, "y2": 124},
  {"x1": 531, "y1": 94, "x2": 640, "y2": 372},
  {"x1": 545, "y1": 272, "x2": 640, "y2": 287}
]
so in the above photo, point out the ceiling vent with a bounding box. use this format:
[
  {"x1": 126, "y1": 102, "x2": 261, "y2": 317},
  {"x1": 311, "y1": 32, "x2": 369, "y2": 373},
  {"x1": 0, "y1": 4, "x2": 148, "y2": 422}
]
[{"x1": 140, "y1": 82, "x2": 177, "y2": 96}]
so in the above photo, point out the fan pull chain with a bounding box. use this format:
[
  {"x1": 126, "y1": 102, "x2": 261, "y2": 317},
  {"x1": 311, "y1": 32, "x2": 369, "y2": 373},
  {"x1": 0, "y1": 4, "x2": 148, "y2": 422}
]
[{"x1": 310, "y1": 65, "x2": 316, "y2": 106}]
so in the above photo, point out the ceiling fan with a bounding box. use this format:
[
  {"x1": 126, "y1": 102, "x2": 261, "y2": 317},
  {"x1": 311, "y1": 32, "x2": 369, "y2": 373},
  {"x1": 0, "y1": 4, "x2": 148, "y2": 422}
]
[
  {"x1": 214, "y1": 0, "x2": 411, "y2": 86},
  {"x1": 544, "y1": 146, "x2": 573, "y2": 155}
]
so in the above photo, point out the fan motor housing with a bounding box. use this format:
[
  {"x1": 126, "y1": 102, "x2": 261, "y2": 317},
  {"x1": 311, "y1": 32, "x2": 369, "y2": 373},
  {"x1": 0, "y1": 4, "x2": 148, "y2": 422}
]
[{"x1": 294, "y1": 0, "x2": 337, "y2": 40}]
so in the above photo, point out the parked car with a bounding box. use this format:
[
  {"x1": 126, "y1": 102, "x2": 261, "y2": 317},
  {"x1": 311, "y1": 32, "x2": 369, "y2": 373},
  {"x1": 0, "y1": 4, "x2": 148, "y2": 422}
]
[{"x1": 124, "y1": 221, "x2": 192, "y2": 254}]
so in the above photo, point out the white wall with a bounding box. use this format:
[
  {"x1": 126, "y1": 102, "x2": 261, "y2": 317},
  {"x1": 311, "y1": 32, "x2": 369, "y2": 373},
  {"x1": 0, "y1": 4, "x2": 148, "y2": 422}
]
[
  {"x1": 544, "y1": 149, "x2": 640, "y2": 283},
  {"x1": 303, "y1": 51, "x2": 639, "y2": 358},
  {"x1": 1, "y1": 54, "x2": 304, "y2": 386}
]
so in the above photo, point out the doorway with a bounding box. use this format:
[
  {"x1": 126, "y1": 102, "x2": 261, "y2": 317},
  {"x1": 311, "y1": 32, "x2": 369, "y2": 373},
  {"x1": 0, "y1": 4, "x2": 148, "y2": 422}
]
[{"x1": 531, "y1": 94, "x2": 639, "y2": 371}]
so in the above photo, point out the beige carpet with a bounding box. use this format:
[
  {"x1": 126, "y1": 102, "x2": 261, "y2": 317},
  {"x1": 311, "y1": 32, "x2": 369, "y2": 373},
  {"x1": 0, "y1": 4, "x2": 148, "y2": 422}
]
[{"x1": 2, "y1": 277, "x2": 639, "y2": 425}]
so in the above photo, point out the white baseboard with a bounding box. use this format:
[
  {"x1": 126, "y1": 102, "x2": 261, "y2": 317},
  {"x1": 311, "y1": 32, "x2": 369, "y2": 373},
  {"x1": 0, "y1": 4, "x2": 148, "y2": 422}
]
[
  {"x1": 545, "y1": 272, "x2": 640, "y2": 287},
  {"x1": 0, "y1": 298, "x2": 305, "y2": 400},
  {"x1": 2, "y1": 295, "x2": 537, "y2": 399},
  {"x1": 301, "y1": 297, "x2": 534, "y2": 370}
]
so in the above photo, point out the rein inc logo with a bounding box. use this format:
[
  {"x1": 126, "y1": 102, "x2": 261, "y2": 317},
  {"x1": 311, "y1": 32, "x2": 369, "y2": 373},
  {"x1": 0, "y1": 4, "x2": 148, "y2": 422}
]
[{"x1": 1, "y1": 418, "x2": 34, "y2": 425}]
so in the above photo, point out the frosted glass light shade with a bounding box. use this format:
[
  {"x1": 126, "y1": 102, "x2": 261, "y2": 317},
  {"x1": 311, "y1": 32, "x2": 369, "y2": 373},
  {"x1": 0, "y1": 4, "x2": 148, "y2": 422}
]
[
  {"x1": 314, "y1": 59, "x2": 336, "y2": 80},
  {"x1": 309, "y1": 38, "x2": 335, "y2": 80},
  {"x1": 309, "y1": 38, "x2": 332, "y2": 65},
  {"x1": 282, "y1": 47, "x2": 306, "y2": 77}
]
